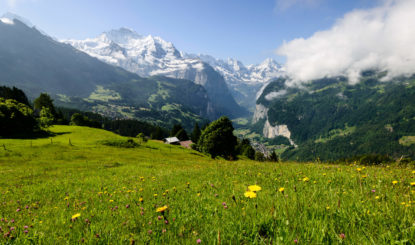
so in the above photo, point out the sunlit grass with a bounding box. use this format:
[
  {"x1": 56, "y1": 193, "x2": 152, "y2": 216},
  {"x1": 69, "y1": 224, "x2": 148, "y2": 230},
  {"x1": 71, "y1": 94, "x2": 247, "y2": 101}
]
[{"x1": 0, "y1": 126, "x2": 414, "y2": 244}]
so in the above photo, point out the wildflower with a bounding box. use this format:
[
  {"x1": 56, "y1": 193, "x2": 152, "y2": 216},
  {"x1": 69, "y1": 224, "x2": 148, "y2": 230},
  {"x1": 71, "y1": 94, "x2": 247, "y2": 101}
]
[
  {"x1": 126, "y1": 204, "x2": 130, "y2": 209},
  {"x1": 294, "y1": 239, "x2": 298, "y2": 243},
  {"x1": 158, "y1": 216, "x2": 163, "y2": 220},
  {"x1": 16, "y1": 208, "x2": 21, "y2": 212},
  {"x1": 357, "y1": 168, "x2": 362, "y2": 172},
  {"x1": 248, "y1": 185, "x2": 262, "y2": 192},
  {"x1": 279, "y1": 187, "x2": 285, "y2": 193},
  {"x1": 197, "y1": 193, "x2": 201, "y2": 197},
  {"x1": 302, "y1": 177, "x2": 310, "y2": 182},
  {"x1": 410, "y1": 182, "x2": 415, "y2": 186},
  {"x1": 24, "y1": 230, "x2": 28, "y2": 234},
  {"x1": 154, "y1": 194, "x2": 158, "y2": 198},
  {"x1": 339, "y1": 233, "x2": 345, "y2": 239},
  {"x1": 244, "y1": 191, "x2": 257, "y2": 198},
  {"x1": 375, "y1": 196, "x2": 380, "y2": 199},
  {"x1": 371, "y1": 189, "x2": 376, "y2": 193},
  {"x1": 162, "y1": 229, "x2": 166, "y2": 233},
  {"x1": 326, "y1": 206, "x2": 330, "y2": 210},
  {"x1": 109, "y1": 200, "x2": 114, "y2": 202},
  {"x1": 139, "y1": 197, "x2": 143, "y2": 202},
  {"x1": 165, "y1": 220, "x2": 168, "y2": 224},
  {"x1": 71, "y1": 213, "x2": 81, "y2": 220},
  {"x1": 197, "y1": 239, "x2": 202, "y2": 244},
  {"x1": 392, "y1": 180, "x2": 398, "y2": 185},
  {"x1": 156, "y1": 205, "x2": 168, "y2": 213},
  {"x1": 148, "y1": 230, "x2": 152, "y2": 234},
  {"x1": 222, "y1": 202, "x2": 227, "y2": 206}
]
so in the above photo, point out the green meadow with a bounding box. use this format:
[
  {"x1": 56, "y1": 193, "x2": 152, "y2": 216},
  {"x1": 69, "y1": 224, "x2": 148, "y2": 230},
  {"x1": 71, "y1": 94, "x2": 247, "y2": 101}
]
[{"x1": 0, "y1": 126, "x2": 414, "y2": 244}]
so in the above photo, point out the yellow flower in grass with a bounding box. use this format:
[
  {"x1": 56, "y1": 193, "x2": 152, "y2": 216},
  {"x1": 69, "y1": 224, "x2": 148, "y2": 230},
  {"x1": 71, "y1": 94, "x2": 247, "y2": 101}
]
[
  {"x1": 278, "y1": 187, "x2": 285, "y2": 193},
  {"x1": 248, "y1": 185, "x2": 262, "y2": 192},
  {"x1": 156, "y1": 205, "x2": 168, "y2": 213},
  {"x1": 302, "y1": 177, "x2": 310, "y2": 182},
  {"x1": 244, "y1": 191, "x2": 257, "y2": 198},
  {"x1": 71, "y1": 213, "x2": 81, "y2": 219},
  {"x1": 392, "y1": 180, "x2": 398, "y2": 185},
  {"x1": 410, "y1": 182, "x2": 415, "y2": 186}
]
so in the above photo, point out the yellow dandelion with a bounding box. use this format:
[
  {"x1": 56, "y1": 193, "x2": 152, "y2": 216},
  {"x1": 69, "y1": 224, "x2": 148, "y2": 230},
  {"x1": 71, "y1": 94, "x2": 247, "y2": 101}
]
[
  {"x1": 392, "y1": 180, "x2": 398, "y2": 185},
  {"x1": 71, "y1": 213, "x2": 81, "y2": 219},
  {"x1": 139, "y1": 197, "x2": 143, "y2": 202},
  {"x1": 156, "y1": 205, "x2": 168, "y2": 213},
  {"x1": 401, "y1": 202, "x2": 406, "y2": 205},
  {"x1": 326, "y1": 206, "x2": 330, "y2": 210},
  {"x1": 248, "y1": 185, "x2": 262, "y2": 192},
  {"x1": 412, "y1": 170, "x2": 415, "y2": 174},
  {"x1": 154, "y1": 194, "x2": 158, "y2": 197},
  {"x1": 302, "y1": 177, "x2": 310, "y2": 182},
  {"x1": 244, "y1": 191, "x2": 257, "y2": 198},
  {"x1": 109, "y1": 200, "x2": 114, "y2": 202},
  {"x1": 410, "y1": 182, "x2": 415, "y2": 186},
  {"x1": 197, "y1": 193, "x2": 201, "y2": 197},
  {"x1": 278, "y1": 187, "x2": 285, "y2": 193},
  {"x1": 375, "y1": 196, "x2": 380, "y2": 199},
  {"x1": 64, "y1": 196, "x2": 69, "y2": 200}
]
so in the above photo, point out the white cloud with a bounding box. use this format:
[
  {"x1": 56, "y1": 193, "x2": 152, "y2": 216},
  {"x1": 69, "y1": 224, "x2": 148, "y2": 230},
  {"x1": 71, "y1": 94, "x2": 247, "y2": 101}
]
[
  {"x1": 275, "y1": 0, "x2": 322, "y2": 11},
  {"x1": 276, "y1": 0, "x2": 415, "y2": 85}
]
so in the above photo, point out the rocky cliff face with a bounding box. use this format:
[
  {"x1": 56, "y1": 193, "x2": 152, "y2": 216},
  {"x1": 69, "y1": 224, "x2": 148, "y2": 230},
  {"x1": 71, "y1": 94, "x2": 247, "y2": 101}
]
[
  {"x1": 263, "y1": 120, "x2": 296, "y2": 146},
  {"x1": 253, "y1": 103, "x2": 296, "y2": 146},
  {"x1": 252, "y1": 104, "x2": 268, "y2": 123}
]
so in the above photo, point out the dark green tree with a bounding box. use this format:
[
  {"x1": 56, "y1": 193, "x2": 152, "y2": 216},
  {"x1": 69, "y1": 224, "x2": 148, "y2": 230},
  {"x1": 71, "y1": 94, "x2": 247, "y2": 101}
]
[
  {"x1": 197, "y1": 116, "x2": 237, "y2": 159},
  {"x1": 268, "y1": 151, "x2": 279, "y2": 162},
  {"x1": 175, "y1": 128, "x2": 189, "y2": 141},
  {"x1": 34, "y1": 93, "x2": 57, "y2": 117},
  {"x1": 0, "y1": 98, "x2": 37, "y2": 137},
  {"x1": 170, "y1": 124, "x2": 184, "y2": 137},
  {"x1": 0, "y1": 86, "x2": 30, "y2": 106},
  {"x1": 151, "y1": 126, "x2": 164, "y2": 140},
  {"x1": 191, "y1": 123, "x2": 201, "y2": 143},
  {"x1": 38, "y1": 107, "x2": 54, "y2": 128}
]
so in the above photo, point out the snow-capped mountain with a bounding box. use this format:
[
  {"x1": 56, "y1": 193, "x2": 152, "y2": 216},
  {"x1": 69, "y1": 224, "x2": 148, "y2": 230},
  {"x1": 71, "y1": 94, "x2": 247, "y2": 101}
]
[
  {"x1": 64, "y1": 28, "x2": 283, "y2": 112},
  {"x1": 65, "y1": 28, "x2": 212, "y2": 87},
  {"x1": 186, "y1": 54, "x2": 285, "y2": 85}
]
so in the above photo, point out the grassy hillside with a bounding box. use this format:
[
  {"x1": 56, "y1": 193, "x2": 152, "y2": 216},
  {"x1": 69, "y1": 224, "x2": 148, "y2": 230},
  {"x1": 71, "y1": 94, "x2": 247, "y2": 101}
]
[{"x1": 0, "y1": 126, "x2": 414, "y2": 244}]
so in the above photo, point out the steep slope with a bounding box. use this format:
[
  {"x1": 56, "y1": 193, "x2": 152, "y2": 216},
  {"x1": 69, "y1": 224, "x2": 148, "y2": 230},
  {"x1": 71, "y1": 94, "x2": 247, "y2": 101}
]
[
  {"x1": 254, "y1": 74, "x2": 415, "y2": 161},
  {"x1": 64, "y1": 29, "x2": 246, "y2": 118},
  {"x1": 0, "y1": 17, "x2": 212, "y2": 129},
  {"x1": 189, "y1": 55, "x2": 285, "y2": 110}
]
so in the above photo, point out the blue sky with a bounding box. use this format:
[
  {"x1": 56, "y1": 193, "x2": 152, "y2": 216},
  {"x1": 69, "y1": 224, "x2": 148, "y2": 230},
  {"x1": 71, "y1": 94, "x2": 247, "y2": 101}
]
[{"x1": 0, "y1": 0, "x2": 381, "y2": 65}]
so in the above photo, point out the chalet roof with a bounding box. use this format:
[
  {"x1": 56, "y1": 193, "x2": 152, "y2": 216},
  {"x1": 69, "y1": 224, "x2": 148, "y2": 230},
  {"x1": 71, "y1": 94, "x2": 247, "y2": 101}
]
[{"x1": 164, "y1": 137, "x2": 180, "y2": 144}]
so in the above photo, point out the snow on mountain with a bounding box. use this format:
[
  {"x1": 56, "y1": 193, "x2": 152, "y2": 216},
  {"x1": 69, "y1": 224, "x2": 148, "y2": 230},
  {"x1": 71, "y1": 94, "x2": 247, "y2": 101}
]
[
  {"x1": 186, "y1": 54, "x2": 285, "y2": 85},
  {"x1": 64, "y1": 28, "x2": 283, "y2": 112},
  {"x1": 1, "y1": 12, "x2": 33, "y2": 27}
]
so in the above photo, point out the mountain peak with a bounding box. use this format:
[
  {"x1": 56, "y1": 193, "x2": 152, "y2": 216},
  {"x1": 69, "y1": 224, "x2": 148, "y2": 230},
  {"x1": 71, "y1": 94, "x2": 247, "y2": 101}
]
[
  {"x1": 1, "y1": 12, "x2": 33, "y2": 27},
  {"x1": 103, "y1": 27, "x2": 142, "y2": 44}
]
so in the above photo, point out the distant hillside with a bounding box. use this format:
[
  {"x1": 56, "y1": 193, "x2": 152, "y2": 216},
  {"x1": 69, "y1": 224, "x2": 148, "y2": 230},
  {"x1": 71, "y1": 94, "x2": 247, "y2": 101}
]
[
  {"x1": 254, "y1": 73, "x2": 415, "y2": 161},
  {"x1": 0, "y1": 17, "x2": 221, "y2": 129}
]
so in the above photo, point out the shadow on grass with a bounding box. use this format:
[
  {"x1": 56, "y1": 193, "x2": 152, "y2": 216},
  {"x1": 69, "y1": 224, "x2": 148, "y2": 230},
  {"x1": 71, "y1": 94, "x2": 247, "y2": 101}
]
[{"x1": 0, "y1": 130, "x2": 70, "y2": 140}]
